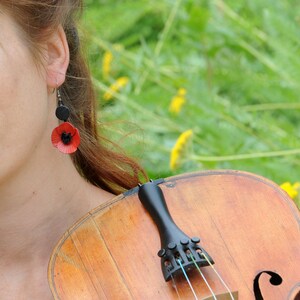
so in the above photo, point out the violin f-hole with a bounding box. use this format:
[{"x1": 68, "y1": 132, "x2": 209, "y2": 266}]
[{"x1": 253, "y1": 271, "x2": 283, "y2": 300}]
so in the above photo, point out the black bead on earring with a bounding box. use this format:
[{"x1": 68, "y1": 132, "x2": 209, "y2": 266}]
[{"x1": 55, "y1": 89, "x2": 70, "y2": 122}]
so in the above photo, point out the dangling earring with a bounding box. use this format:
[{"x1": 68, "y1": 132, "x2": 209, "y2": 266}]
[{"x1": 51, "y1": 89, "x2": 80, "y2": 154}]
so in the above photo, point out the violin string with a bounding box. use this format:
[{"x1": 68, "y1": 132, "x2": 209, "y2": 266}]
[
  {"x1": 170, "y1": 273, "x2": 181, "y2": 299},
  {"x1": 201, "y1": 252, "x2": 235, "y2": 300},
  {"x1": 177, "y1": 259, "x2": 199, "y2": 300},
  {"x1": 190, "y1": 254, "x2": 217, "y2": 300}
]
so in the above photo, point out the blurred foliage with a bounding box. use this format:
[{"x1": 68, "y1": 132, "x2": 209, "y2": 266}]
[{"x1": 80, "y1": 0, "x2": 300, "y2": 205}]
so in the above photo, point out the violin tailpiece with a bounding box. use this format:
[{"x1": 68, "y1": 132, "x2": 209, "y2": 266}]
[{"x1": 138, "y1": 180, "x2": 214, "y2": 281}]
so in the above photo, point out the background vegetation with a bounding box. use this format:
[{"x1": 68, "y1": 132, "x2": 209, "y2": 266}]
[{"x1": 81, "y1": 0, "x2": 300, "y2": 206}]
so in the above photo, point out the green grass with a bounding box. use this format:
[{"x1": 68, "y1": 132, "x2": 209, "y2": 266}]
[{"x1": 81, "y1": 0, "x2": 300, "y2": 204}]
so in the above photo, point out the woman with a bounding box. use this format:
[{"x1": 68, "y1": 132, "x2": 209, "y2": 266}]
[{"x1": 0, "y1": 1, "x2": 145, "y2": 299}]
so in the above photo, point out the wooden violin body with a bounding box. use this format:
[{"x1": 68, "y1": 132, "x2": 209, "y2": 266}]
[{"x1": 48, "y1": 170, "x2": 300, "y2": 299}]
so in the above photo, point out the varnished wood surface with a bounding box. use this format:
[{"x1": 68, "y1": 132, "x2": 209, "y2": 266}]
[{"x1": 48, "y1": 170, "x2": 300, "y2": 299}]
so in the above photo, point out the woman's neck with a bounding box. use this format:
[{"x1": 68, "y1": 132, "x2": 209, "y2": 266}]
[
  {"x1": 0, "y1": 130, "x2": 114, "y2": 299},
  {"x1": 0, "y1": 149, "x2": 113, "y2": 265}
]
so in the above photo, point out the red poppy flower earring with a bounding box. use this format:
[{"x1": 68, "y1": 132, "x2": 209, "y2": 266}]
[{"x1": 51, "y1": 89, "x2": 80, "y2": 154}]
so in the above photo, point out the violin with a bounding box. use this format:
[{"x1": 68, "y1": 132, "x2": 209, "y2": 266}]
[{"x1": 48, "y1": 170, "x2": 300, "y2": 299}]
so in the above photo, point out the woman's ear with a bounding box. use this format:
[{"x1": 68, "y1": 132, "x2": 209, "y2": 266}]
[{"x1": 46, "y1": 25, "x2": 70, "y2": 89}]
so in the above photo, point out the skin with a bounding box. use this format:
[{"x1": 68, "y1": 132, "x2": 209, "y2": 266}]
[{"x1": 0, "y1": 11, "x2": 114, "y2": 299}]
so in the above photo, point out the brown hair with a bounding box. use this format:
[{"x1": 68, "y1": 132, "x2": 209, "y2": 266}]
[{"x1": 1, "y1": 0, "x2": 147, "y2": 194}]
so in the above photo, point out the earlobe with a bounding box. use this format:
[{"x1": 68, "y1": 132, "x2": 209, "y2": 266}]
[{"x1": 46, "y1": 25, "x2": 70, "y2": 89}]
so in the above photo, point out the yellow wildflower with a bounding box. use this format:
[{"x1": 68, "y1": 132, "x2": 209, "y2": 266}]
[
  {"x1": 170, "y1": 129, "x2": 193, "y2": 171},
  {"x1": 169, "y1": 88, "x2": 187, "y2": 115},
  {"x1": 280, "y1": 182, "x2": 300, "y2": 199},
  {"x1": 103, "y1": 77, "x2": 129, "y2": 101},
  {"x1": 102, "y1": 45, "x2": 124, "y2": 79},
  {"x1": 102, "y1": 51, "x2": 113, "y2": 79},
  {"x1": 178, "y1": 88, "x2": 187, "y2": 96}
]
